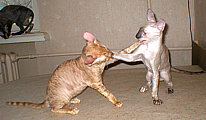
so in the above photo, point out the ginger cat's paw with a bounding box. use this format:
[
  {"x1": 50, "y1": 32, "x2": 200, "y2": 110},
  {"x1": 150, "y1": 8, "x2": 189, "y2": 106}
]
[
  {"x1": 70, "y1": 107, "x2": 79, "y2": 115},
  {"x1": 114, "y1": 101, "x2": 123, "y2": 108},
  {"x1": 70, "y1": 98, "x2": 80, "y2": 104}
]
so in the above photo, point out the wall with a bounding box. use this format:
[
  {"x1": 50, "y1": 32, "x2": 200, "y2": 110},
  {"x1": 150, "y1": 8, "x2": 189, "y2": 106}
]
[
  {"x1": 193, "y1": 0, "x2": 206, "y2": 70},
  {"x1": 194, "y1": 0, "x2": 206, "y2": 49},
  {"x1": 0, "y1": 0, "x2": 194, "y2": 78}
]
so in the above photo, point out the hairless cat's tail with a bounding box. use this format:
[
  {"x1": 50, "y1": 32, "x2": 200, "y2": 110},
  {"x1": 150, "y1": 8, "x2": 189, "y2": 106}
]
[{"x1": 171, "y1": 67, "x2": 204, "y2": 75}]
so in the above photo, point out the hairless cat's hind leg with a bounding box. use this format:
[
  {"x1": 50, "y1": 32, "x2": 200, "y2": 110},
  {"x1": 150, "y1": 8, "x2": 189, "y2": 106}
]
[
  {"x1": 160, "y1": 70, "x2": 174, "y2": 94},
  {"x1": 139, "y1": 70, "x2": 152, "y2": 93}
]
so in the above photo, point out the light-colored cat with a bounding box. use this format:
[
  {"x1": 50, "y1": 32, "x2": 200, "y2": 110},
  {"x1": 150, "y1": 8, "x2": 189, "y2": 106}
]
[{"x1": 113, "y1": 9, "x2": 173, "y2": 105}]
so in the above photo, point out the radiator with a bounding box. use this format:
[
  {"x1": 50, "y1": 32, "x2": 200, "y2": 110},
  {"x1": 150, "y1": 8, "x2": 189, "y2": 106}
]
[
  {"x1": 0, "y1": 52, "x2": 81, "y2": 84},
  {"x1": 0, "y1": 53, "x2": 19, "y2": 84}
]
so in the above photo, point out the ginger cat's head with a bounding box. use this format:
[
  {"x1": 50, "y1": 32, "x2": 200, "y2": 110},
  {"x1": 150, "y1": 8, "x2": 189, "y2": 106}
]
[{"x1": 82, "y1": 32, "x2": 112, "y2": 66}]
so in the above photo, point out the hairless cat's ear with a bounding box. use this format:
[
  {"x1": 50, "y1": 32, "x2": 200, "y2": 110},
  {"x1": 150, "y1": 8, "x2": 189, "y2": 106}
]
[
  {"x1": 147, "y1": 9, "x2": 156, "y2": 23},
  {"x1": 156, "y1": 19, "x2": 165, "y2": 31},
  {"x1": 83, "y1": 32, "x2": 96, "y2": 42}
]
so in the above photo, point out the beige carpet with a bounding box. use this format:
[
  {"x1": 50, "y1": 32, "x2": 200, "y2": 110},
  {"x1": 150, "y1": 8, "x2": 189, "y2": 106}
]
[{"x1": 0, "y1": 66, "x2": 205, "y2": 120}]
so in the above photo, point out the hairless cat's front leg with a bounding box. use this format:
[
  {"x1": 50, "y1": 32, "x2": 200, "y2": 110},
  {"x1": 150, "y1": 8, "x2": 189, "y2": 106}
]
[
  {"x1": 113, "y1": 52, "x2": 142, "y2": 62},
  {"x1": 106, "y1": 41, "x2": 141, "y2": 65}
]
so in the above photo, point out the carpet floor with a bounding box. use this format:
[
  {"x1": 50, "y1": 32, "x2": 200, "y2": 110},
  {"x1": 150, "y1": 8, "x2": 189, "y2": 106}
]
[{"x1": 0, "y1": 66, "x2": 205, "y2": 120}]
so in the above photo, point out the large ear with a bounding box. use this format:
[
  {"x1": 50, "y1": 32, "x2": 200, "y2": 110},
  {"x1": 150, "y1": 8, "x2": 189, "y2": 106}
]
[
  {"x1": 147, "y1": 9, "x2": 156, "y2": 22},
  {"x1": 84, "y1": 55, "x2": 95, "y2": 65},
  {"x1": 156, "y1": 19, "x2": 166, "y2": 31},
  {"x1": 83, "y1": 32, "x2": 96, "y2": 42}
]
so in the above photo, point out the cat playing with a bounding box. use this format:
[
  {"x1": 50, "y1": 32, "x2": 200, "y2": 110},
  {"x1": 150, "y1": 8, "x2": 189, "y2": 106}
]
[
  {"x1": 113, "y1": 9, "x2": 204, "y2": 105},
  {"x1": 0, "y1": 5, "x2": 34, "y2": 39},
  {"x1": 6, "y1": 32, "x2": 122, "y2": 115},
  {"x1": 112, "y1": 9, "x2": 205, "y2": 105},
  {"x1": 113, "y1": 9, "x2": 173, "y2": 105}
]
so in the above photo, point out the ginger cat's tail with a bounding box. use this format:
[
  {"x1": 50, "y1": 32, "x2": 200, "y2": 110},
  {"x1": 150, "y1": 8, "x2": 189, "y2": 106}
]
[{"x1": 6, "y1": 101, "x2": 46, "y2": 108}]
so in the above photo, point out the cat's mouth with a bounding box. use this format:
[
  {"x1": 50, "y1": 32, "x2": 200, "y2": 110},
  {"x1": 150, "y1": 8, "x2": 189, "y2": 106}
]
[
  {"x1": 140, "y1": 40, "x2": 147, "y2": 44},
  {"x1": 137, "y1": 38, "x2": 147, "y2": 45}
]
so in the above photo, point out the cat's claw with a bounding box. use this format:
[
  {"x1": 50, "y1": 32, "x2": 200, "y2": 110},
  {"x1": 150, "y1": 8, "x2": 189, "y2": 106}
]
[
  {"x1": 70, "y1": 107, "x2": 79, "y2": 115},
  {"x1": 114, "y1": 101, "x2": 123, "y2": 108},
  {"x1": 153, "y1": 99, "x2": 163, "y2": 105}
]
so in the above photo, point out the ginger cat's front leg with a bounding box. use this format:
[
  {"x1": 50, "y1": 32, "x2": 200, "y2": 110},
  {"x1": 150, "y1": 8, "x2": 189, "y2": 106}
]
[{"x1": 90, "y1": 83, "x2": 122, "y2": 108}]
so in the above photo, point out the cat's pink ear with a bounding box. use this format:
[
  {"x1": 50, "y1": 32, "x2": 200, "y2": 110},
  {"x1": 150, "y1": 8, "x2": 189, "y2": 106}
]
[
  {"x1": 84, "y1": 55, "x2": 95, "y2": 65},
  {"x1": 156, "y1": 19, "x2": 165, "y2": 31},
  {"x1": 83, "y1": 32, "x2": 96, "y2": 42},
  {"x1": 147, "y1": 9, "x2": 156, "y2": 22}
]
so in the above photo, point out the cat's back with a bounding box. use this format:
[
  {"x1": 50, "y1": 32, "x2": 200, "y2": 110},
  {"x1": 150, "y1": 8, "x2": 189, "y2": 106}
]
[
  {"x1": 0, "y1": 5, "x2": 33, "y2": 16},
  {"x1": 50, "y1": 57, "x2": 87, "y2": 83},
  {"x1": 46, "y1": 57, "x2": 87, "y2": 99},
  {"x1": 1, "y1": 5, "x2": 29, "y2": 11}
]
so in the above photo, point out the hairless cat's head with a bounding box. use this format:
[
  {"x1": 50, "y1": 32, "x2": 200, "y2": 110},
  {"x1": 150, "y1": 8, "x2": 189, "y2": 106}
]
[{"x1": 136, "y1": 9, "x2": 166, "y2": 44}]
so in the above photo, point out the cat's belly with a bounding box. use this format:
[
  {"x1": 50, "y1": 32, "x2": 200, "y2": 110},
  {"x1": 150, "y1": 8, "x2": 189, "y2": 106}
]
[{"x1": 141, "y1": 51, "x2": 170, "y2": 71}]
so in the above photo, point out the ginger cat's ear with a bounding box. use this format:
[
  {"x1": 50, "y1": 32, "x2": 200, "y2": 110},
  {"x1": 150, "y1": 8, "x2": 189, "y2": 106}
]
[
  {"x1": 83, "y1": 32, "x2": 97, "y2": 43},
  {"x1": 84, "y1": 55, "x2": 95, "y2": 65}
]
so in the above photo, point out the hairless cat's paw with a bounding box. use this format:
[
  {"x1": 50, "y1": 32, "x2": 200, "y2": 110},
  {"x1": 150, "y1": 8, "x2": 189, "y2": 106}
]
[
  {"x1": 153, "y1": 99, "x2": 163, "y2": 105},
  {"x1": 168, "y1": 88, "x2": 174, "y2": 94},
  {"x1": 139, "y1": 86, "x2": 149, "y2": 93}
]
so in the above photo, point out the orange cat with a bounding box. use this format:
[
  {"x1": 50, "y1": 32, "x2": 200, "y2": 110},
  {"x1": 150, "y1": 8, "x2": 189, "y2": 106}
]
[{"x1": 6, "y1": 32, "x2": 122, "y2": 115}]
